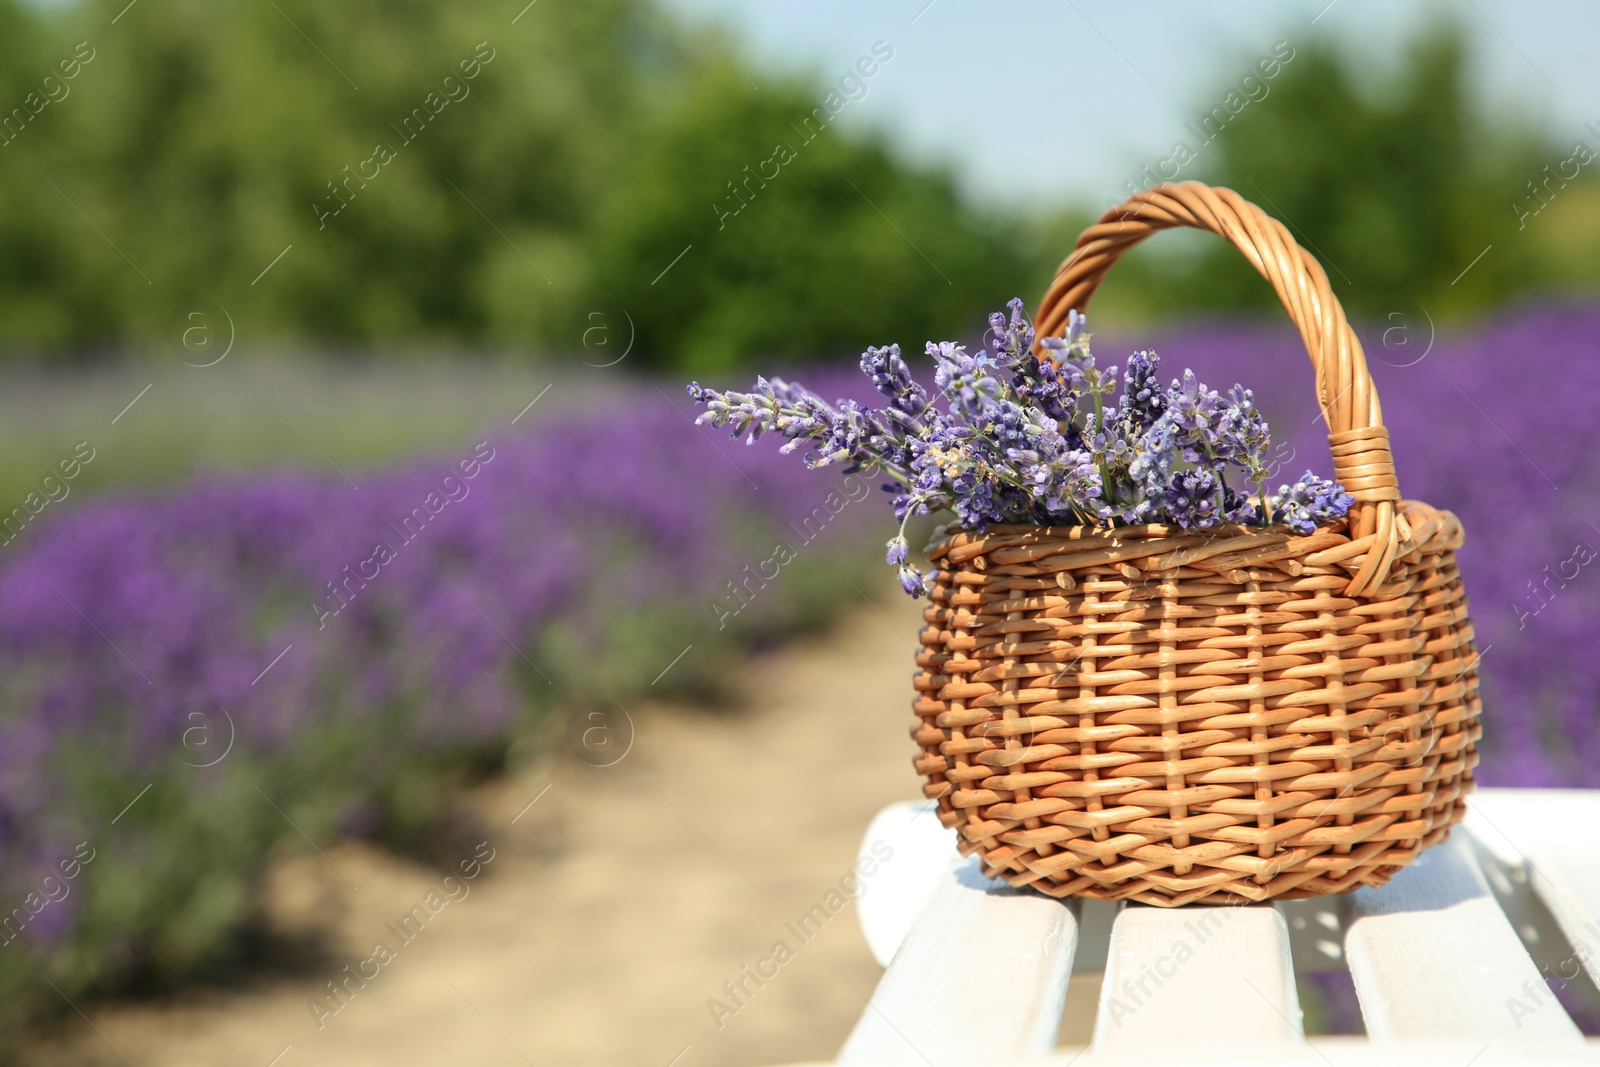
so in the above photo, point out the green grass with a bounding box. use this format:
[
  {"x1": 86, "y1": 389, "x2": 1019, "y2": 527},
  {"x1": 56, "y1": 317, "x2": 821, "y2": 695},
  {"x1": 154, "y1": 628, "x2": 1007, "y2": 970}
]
[{"x1": 0, "y1": 350, "x2": 595, "y2": 518}]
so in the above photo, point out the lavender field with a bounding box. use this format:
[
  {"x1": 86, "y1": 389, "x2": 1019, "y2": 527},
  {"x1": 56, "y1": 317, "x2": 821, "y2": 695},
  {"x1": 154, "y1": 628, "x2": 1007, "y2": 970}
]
[
  {"x1": 0, "y1": 384, "x2": 882, "y2": 1040},
  {"x1": 2, "y1": 301, "x2": 1599, "y2": 1042}
]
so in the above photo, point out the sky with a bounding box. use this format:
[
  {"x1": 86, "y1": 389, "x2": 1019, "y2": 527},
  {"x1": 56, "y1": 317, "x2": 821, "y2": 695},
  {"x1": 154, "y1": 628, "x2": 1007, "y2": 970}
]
[{"x1": 669, "y1": 0, "x2": 1600, "y2": 212}]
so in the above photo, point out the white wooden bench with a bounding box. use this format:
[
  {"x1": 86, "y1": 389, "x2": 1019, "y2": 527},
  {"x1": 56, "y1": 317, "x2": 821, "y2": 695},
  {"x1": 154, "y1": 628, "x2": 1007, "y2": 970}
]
[{"x1": 775, "y1": 789, "x2": 1600, "y2": 1067}]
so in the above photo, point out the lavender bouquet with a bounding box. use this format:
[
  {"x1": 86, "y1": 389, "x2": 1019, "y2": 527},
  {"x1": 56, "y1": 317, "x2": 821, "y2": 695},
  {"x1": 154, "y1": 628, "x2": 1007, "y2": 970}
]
[{"x1": 689, "y1": 299, "x2": 1353, "y2": 597}]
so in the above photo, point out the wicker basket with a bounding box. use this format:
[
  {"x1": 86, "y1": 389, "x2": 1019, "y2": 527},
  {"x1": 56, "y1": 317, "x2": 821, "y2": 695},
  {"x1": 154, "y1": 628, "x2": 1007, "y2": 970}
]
[{"x1": 912, "y1": 182, "x2": 1481, "y2": 906}]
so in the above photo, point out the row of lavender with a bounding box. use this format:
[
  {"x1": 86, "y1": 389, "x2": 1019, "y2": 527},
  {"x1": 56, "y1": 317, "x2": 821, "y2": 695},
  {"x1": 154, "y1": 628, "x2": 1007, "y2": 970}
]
[
  {"x1": 1122, "y1": 301, "x2": 1600, "y2": 788},
  {"x1": 0, "y1": 389, "x2": 880, "y2": 1040},
  {"x1": 1361, "y1": 304, "x2": 1600, "y2": 787}
]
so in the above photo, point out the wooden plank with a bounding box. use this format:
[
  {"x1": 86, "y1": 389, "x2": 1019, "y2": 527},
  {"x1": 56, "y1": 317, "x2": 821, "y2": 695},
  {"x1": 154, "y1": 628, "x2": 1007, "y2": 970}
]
[
  {"x1": 1345, "y1": 833, "x2": 1584, "y2": 1043},
  {"x1": 853, "y1": 800, "x2": 959, "y2": 968},
  {"x1": 1467, "y1": 789, "x2": 1600, "y2": 992},
  {"x1": 837, "y1": 856, "x2": 1078, "y2": 1063},
  {"x1": 832, "y1": 789, "x2": 1600, "y2": 1067},
  {"x1": 979, "y1": 1040, "x2": 1600, "y2": 1066},
  {"x1": 776, "y1": 1040, "x2": 1600, "y2": 1067},
  {"x1": 1092, "y1": 902, "x2": 1302, "y2": 1053},
  {"x1": 851, "y1": 800, "x2": 1118, "y2": 974}
]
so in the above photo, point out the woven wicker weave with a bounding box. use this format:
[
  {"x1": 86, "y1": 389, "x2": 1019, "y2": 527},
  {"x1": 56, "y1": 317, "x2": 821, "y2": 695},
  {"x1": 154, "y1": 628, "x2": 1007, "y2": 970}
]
[{"x1": 912, "y1": 182, "x2": 1481, "y2": 906}]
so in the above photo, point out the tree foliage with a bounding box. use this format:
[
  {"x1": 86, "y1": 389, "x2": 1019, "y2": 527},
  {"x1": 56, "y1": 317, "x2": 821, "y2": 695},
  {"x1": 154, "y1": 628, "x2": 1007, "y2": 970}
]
[
  {"x1": 1102, "y1": 26, "x2": 1600, "y2": 321},
  {"x1": 0, "y1": 0, "x2": 1027, "y2": 370},
  {"x1": 584, "y1": 61, "x2": 1026, "y2": 373},
  {"x1": 0, "y1": 7, "x2": 1594, "y2": 364}
]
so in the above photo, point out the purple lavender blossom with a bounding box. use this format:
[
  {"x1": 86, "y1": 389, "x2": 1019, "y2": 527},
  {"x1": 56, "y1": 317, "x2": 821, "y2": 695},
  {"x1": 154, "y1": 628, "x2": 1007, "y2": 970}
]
[
  {"x1": 1276, "y1": 471, "x2": 1356, "y2": 534},
  {"x1": 689, "y1": 301, "x2": 1355, "y2": 595},
  {"x1": 1167, "y1": 467, "x2": 1226, "y2": 530},
  {"x1": 0, "y1": 386, "x2": 882, "y2": 1013}
]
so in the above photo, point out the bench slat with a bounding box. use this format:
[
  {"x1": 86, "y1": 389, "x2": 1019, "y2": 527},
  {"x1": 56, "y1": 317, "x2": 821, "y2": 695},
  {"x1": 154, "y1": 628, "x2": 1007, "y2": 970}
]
[
  {"x1": 1467, "y1": 789, "x2": 1600, "y2": 993},
  {"x1": 837, "y1": 856, "x2": 1078, "y2": 1064},
  {"x1": 854, "y1": 800, "x2": 960, "y2": 967},
  {"x1": 1093, "y1": 902, "x2": 1302, "y2": 1052},
  {"x1": 1345, "y1": 834, "x2": 1584, "y2": 1043},
  {"x1": 840, "y1": 790, "x2": 1600, "y2": 1067}
]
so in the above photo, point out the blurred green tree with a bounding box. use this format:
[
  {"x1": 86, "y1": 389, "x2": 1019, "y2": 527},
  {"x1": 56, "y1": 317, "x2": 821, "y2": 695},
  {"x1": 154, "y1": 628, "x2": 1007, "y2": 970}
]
[
  {"x1": 0, "y1": 0, "x2": 668, "y2": 353},
  {"x1": 1093, "y1": 25, "x2": 1600, "y2": 322},
  {"x1": 0, "y1": 0, "x2": 1026, "y2": 368},
  {"x1": 3, "y1": 7, "x2": 1595, "y2": 361},
  {"x1": 583, "y1": 62, "x2": 1028, "y2": 373}
]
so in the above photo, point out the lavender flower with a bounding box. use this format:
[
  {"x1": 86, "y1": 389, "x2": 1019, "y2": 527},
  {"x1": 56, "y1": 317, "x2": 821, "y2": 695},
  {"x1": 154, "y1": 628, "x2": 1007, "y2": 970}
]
[
  {"x1": 1275, "y1": 471, "x2": 1356, "y2": 534},
  {"x1": 897, "y1": 565, "x2": 930, "y2": 597},
  {"x1": 860, "y1": 344, "x2": 929, "y2": 419},
  {"x1": 929, "y1": 342, "x2": 1002, "y2": 421},
  {"x1": 688, "y1": 301, "x2": 1355, "y2": 596},
  {"x1": 1115, "y1": 350, "x2": 1166, "y2": 436},
  {"x1": 1167, "y1": 466, "x2": 1226, "y2": 530}
]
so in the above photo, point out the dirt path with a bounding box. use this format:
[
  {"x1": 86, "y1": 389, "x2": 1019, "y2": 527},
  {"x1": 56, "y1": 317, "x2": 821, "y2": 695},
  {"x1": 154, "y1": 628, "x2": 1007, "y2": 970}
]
[{"x1": 27, "y1": 593, "x2": 933, "y2": 1067}]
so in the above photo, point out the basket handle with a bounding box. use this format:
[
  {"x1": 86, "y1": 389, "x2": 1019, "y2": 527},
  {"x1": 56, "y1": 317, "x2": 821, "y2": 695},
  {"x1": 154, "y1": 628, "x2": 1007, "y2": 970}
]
[{"x1": 1032, "y1": 181, "x2": 1399, "y2": 596}]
